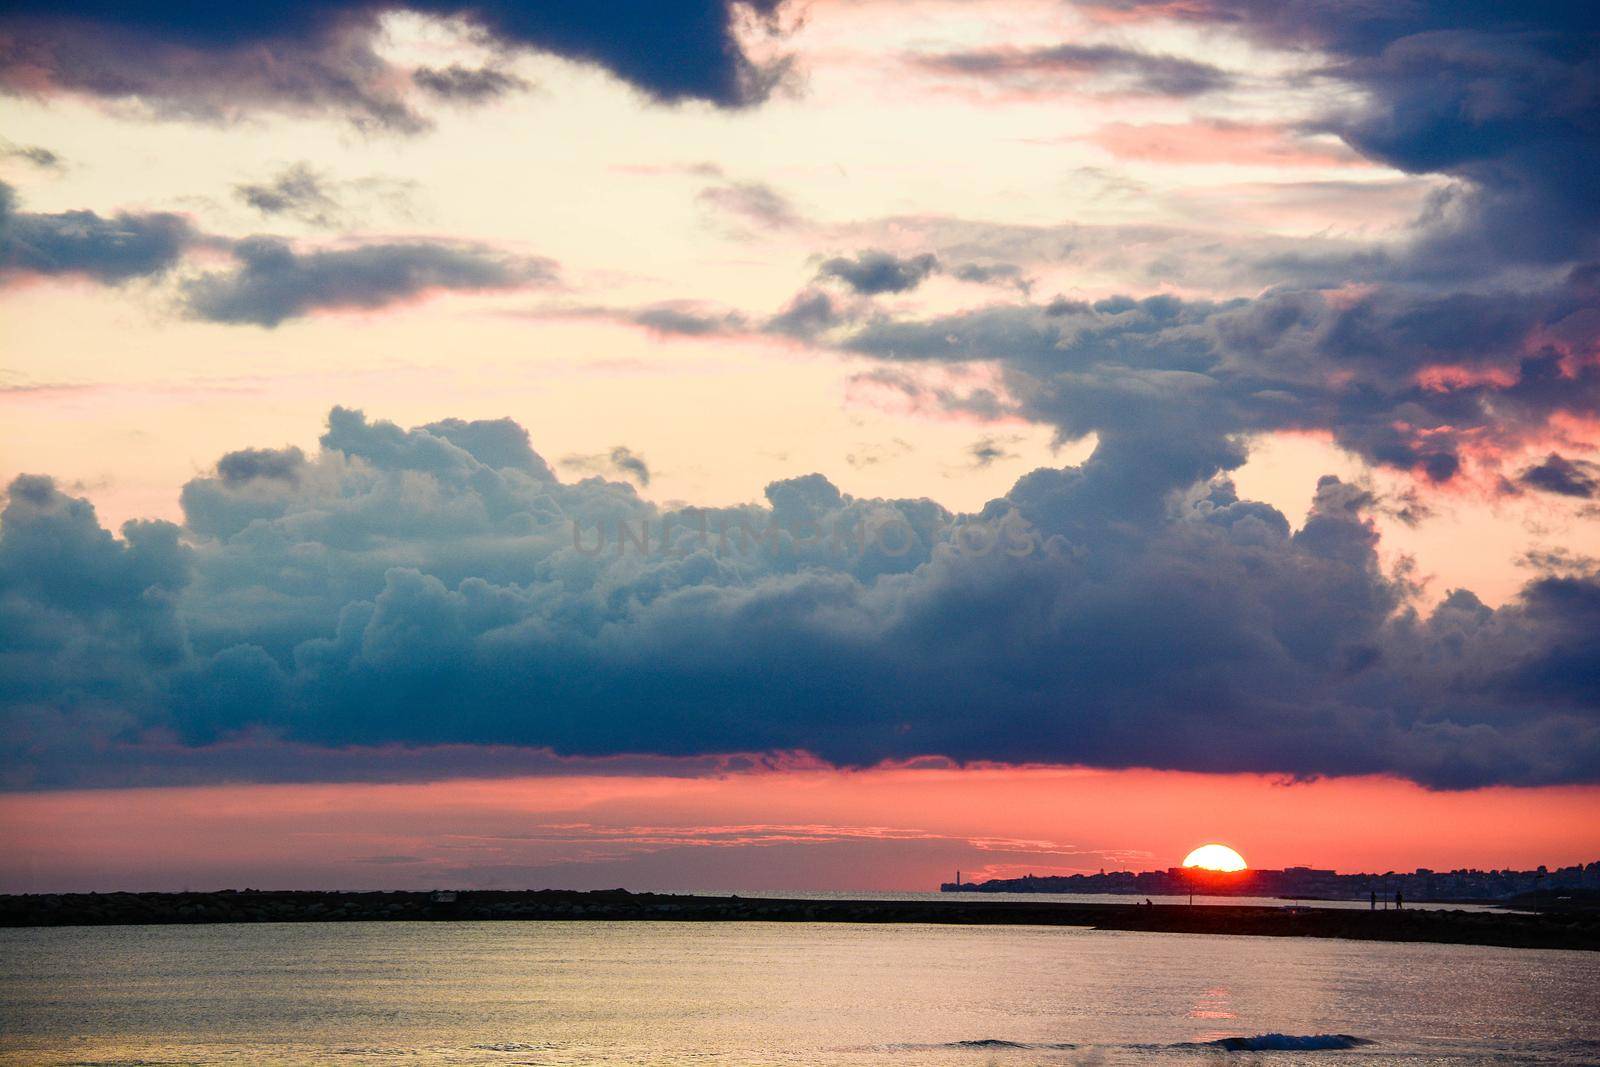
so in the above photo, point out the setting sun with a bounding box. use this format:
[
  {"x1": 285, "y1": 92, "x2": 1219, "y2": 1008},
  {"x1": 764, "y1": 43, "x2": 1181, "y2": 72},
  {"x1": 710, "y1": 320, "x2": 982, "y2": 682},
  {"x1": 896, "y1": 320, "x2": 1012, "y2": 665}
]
[{"x1": 1183, "y1": 844, "x2": 1248, "y2": 872}]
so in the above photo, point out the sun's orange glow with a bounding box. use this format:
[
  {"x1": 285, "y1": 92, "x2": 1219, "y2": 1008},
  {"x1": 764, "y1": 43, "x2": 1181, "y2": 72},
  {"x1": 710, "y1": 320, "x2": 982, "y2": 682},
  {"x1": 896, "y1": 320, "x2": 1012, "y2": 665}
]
[
  {"x1": 5, "y1": 770, "x2": 1600, "y2": 893},
  {"x1": 1183, "y1": 843, "x2": 1248, "y2": 872}
]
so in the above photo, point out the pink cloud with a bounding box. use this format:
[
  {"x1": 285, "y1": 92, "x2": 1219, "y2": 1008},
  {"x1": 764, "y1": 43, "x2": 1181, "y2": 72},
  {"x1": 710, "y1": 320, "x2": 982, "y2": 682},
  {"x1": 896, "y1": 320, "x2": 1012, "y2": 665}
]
[{"x1": 1088, "y1": 120, "x2": 1368, "y2": 168}]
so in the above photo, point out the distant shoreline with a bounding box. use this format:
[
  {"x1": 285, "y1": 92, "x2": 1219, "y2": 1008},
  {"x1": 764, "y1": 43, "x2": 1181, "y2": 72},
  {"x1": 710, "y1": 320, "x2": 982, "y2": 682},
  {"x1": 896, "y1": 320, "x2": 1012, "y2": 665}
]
[
  {"x1": 948, "y1": 888, "x2": 1526, "y2": 907},
  {"x1": 938, "y1": 861, "x2": 1600, "y2": 903},
  {"x1": 3, "y1": 890, "x2": 1595, "y2": 952}
]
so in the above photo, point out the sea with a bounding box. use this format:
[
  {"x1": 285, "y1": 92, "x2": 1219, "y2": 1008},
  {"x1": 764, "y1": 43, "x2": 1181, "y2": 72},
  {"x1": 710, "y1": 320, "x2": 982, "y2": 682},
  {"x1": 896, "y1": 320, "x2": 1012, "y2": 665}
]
[{"x1": 3, "y1": 918, "x2": 1598, "y2": 1065}]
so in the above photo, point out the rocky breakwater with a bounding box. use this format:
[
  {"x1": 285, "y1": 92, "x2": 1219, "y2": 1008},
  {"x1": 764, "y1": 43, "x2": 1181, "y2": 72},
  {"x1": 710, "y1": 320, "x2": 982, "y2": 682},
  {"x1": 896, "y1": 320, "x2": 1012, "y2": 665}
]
[{"x1": 2, "y1": 891, "x2": 1596, "y2": 952}]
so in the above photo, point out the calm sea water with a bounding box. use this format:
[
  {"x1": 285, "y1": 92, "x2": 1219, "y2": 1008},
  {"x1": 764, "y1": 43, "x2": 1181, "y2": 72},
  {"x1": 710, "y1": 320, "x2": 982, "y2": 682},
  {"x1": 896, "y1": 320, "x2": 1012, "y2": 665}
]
[{"x1": 2, "y1": 921, "x2": 1596, "y2": 1065}]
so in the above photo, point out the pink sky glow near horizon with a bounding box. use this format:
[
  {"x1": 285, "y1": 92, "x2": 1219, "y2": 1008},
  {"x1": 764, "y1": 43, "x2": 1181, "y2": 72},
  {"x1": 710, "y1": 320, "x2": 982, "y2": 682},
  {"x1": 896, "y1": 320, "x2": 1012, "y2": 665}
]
[{"x1": 4, "y1": 765, "x2": 1596, "y2": 894}]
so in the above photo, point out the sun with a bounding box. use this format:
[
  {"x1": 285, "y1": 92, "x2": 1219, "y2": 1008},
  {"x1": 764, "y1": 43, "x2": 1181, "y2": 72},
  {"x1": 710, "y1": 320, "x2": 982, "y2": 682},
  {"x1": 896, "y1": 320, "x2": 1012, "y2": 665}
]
[{"x1": 1183, "y1": 844, "x2": 1248, "y2": 872}]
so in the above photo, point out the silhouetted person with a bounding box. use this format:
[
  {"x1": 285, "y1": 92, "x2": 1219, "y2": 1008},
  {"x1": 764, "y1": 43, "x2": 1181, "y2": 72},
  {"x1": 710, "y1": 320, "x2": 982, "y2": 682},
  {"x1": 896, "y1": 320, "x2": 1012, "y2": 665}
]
[
  {"x1": 1395, "y1": 891, "x2": 1403, "y2": 910},
  {"x1": 1370, "y1": 891, "x2": 1376, "y2": 910}
]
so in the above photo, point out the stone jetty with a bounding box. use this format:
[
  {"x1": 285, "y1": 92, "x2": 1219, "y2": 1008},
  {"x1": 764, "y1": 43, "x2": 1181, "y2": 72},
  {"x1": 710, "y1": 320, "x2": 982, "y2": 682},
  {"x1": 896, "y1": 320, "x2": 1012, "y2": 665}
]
[{"x1": 3, "y1": 889, "x2": 1597, "y2": 951}]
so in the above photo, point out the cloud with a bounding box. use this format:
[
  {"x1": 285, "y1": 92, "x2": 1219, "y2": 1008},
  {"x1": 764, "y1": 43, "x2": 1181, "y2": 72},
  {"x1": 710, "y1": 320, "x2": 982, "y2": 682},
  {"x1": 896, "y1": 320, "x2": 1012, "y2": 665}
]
[
  {"x1": 2, "y1": 1, "x2": 1598, "y2": 798},
  {"x1": 967, "y1": 436, "x2": 1018, "y2": 468},
  {"x1": 697, "y1": 179, "x2": 803, "y2": 231},
  {"x1": 235, "y1": 164, "x2": 342, "y2": 227},
  {"x1": 0, "y1": 1, "x2": 791, "y2": 128},
  {"x1": 3, "y1": 183, "x2": 526, "y2": 326},
  {"x1": 948, "y1": 261, "x2": 1031, "y2": 293},
  {"x1": 411, "y1": 64, "x2": 529, "y2": 102},
  {"x1": 842, "y1": 4, "x2": 1597, "y2": 294},
  {"x1": 628, "y1": 302, "x2": 752, "y2": 337},
  {"x1": 514, "y1": 299, "x2": 765, "y2": 342},
  {"x1": 815, "y1": 252, "x2": 1029, "y2": 299},
  {"x1": 216, "y1": 446, "x2": 307, "y2": 485},
  {"x1": 233, "y1": 163, "x2": 417, "y2": 228},
  {"x1": 551, "y1": 257, "x2": 1030, "y2": 348},
  {"x1": 836, "y1": 271, "x2": 1600, "y2": 488},
  {"x1": 823, "y1": 212, "x2": 1396, "y2": 296},
  {"x1": 1, "y1": 141, "x2": 63, "y2": 170},
  {"x1": 1085, "y1": 1, "x2": 1600, "y2": 275},
  {"x1": 1521, "y1": 547, "x2": 1600, "y2": 577},
  {"x1": 817, "y1": 250, "x2": 940, "y2": 295},
  {"x1": 1520, "y1": 454, "x2": 1600, "y2": 499},
  {"x1": 0, "y1": 15, "x2": 433, "y2": 132},
  {"x1": 422, "y1": 415, "x2": 558, "y2": 480},
  {"x1": 2, "y1": 407, "x2": 1597, "y2": 791},
  {"x1": 692, "y1": 2, "x2": 1600, "y2": 785},
  {"x1": 0, "y1": 181, "x2": 198, "y2": 284},
  {"x1": 845, "y1": 438, "x2": 913, "y2": 469},
  {"x1": 180, "y1": 236, "x2": 557, "y2": 326},
  {"x1": 915, "y1": 42, "x2": 1233, "y2": 97},
  {"x1": 764, "y1": 287, "x2": 846, "y2": 338},
  {"x1": 560, "y1": 445, "x2": 653, "y2": 487}
]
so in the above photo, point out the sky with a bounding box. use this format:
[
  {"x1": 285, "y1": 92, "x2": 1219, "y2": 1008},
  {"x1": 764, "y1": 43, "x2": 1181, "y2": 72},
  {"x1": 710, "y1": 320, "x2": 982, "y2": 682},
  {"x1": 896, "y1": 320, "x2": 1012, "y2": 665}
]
[{"x1": 1, "y1": 0, "x2": 1598, "y2": 892}]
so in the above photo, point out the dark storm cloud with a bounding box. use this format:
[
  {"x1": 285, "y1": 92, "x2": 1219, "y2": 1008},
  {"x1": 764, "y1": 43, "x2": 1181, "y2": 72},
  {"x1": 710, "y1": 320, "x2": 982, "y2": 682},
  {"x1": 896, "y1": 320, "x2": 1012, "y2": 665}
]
[
  {"x1": 1085, "y1": 0, "x2": 1600, "y2": 274},
  {"x1": 180, "y1": 236, "x2": 557, "y2": 327},
  {"x1": 848, "y1": 4, "x2": 1600, "y2": 291},
  {"x1": 916, "y1": 42, "x2": 1233, "y2": 97},
  {"x1": 3, "y1": 407, "x2": 1596, "y2": 791},
  {"x1": 837, "y1": 270, "x2": 1600, "y2": 487},
  {"x1": 0, "y1": 0, "x2": 789, "y2": 129},
  {"x1": 2, "y1": 4, "x2": 1597, "y2": 796},
  {"x1": 0, "y1": 15, "x2": 433, "y2": 132},
  {"x1": 0, "y1": 181, "x2": 198, "y2": 283},
  {"x1": 0, "y1": 739, "x2": 744, "y2": 790},
  {"x1": 817, "y1": 250, "x2": 940, "y2": 295},
  {"x1": 797, "y1": 0, "x2": 1600, "y2": 498}
]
